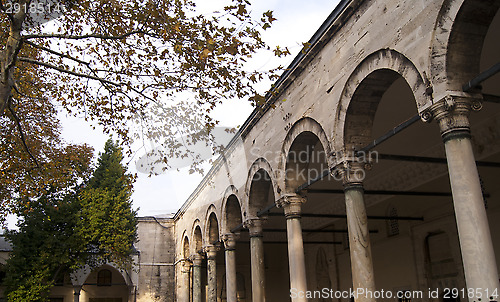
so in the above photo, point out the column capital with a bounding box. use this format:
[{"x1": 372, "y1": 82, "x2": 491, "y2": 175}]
[
  {"x1": 204, "y1": 245, "x2": 219, "y2": 260},
  {"x1": 421, "y1": 92, "x2": 482, "y2": 142},
  {"x1": 181, "y1": 259, "x2": 192, "y2": 272},
  {"x1": 331, "y1": 159, "x2": 368, "y2": 189},
  {"x1": 222, "y1": 233, "x2": 237, "y2": 251},
  {"x1": 73, "y1": 285, "x2": 82, "y2": 295},
  {"x1": 244, "y1": 217, "x2": 265, "y2": 237},
  {"x1": 277, "y1": 194, "x2": 306, "y2": 219},
  {"x1": 190, "y1": 253, "x2": 204, "y2": 266}
]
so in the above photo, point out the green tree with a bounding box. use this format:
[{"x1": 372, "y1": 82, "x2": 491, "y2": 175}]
[
  {"x1": 3, "y1": 139, "x2": 138, "y2": 302},
  {"x1": 78, "y1": 139, "x2": 138, "y2": 269},
  {"x1": 4, "y1": 189, "x2": 88, "y2": 302},
  {"x1": 0, "y1": 0, "x2": 284, "y2": 221}
]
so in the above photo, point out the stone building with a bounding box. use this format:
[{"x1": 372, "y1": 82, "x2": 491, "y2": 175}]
[
  {"x1": 171, "y1": 0, "x2": 500, "y2": 302},
  {"x1": 2, "y1": 0, "x2": 500, "y2": 301},
  {"x1": 0, "y1": 217, "x2": 176, "y2": 302}
]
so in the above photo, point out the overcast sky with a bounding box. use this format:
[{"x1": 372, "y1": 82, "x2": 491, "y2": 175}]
[{"x1": 56, "y1": 0, "x2": 341, "y2": 218}]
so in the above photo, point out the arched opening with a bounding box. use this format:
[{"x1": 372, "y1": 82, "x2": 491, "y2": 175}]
[
  {"x1": 183, "y1": 236, "x2": 190, "y2": 259},
  {"x1": 224, "y1": 195, "x2": 242, "y2": 233},
  {"x1": 248, "y1": 169, "x2": 274, "y2": 216},
  {"x1": 193, "y1": 225, "x2": 203, "y2": 255},
  {"x1": 246, "y1": 166, "x2": 285, "y2": 301},
  {"x1": 207, "y1": 212, "x2": 219, "y2": 246},
  {"x1": 445, "y1": 0, "x2": 500, "y2": 91},
  {"x1": 80, "y1": 265, "x2": 129, "y2": 302},
  {"x1": 285, "y1": 131, "x2": 329, "y2": 193}
]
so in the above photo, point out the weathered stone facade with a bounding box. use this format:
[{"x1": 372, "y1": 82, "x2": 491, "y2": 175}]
[
  {"x1": 172, "y1": 0, "x2": 500, "y2": 302},
  {"x1": 2, "y1": 0, "x2": 500, "y2": 301}
]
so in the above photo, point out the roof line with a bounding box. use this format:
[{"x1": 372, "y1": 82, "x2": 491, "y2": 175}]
[{"x1": 173, "y1": 0, "x2": 356, "y2": 221}]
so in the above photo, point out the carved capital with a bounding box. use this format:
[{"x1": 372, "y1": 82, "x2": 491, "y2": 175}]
[
  {"x1": 421, "y1": 93, "x2": 482, "y2": 142},
  {"x1": 243, "y1": 217, "x2": 264, "y2": 237},
  {"x1": 331, "y1": 159, "x2": 367, "y2": 189},
  {"x1": 181, "y1": 260, "x2": 192, "y2": 273},
  {"x1": 190, "y1": 253, "x2": 204, "y2": 266},
  {"x1": 204, "y1": 245, "x2": 219, "y2": 260},
  {"x1": 221, "y1": 233, "x2": 237, "y2": 251},
  {"x1": 276, "y1": 194, "x2": 306, "y2": 219}
]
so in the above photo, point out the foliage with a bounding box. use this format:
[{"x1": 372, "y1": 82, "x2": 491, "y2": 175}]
[
  {"x1": 3, "y1": 139, "x2": 138, "y2": 301},
  {"x1": 4, "y1": 190, "x2": 86, "y2": 302},
  {"x1": 78, "y1": 139, "x2": 138, "y2": 269},
  {"x1": 0, "y1": 0, "x2": 285, "y2": 220}
]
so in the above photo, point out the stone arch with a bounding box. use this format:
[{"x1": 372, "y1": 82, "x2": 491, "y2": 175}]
[
  {"x1": 334, "y1": 49, "x2": 428, "y2": 151},
  {"x1": 191, "y1": 220, "x2": 203, "y2": 255},
  {"x1": 221, "y1": 186, "x2": 244, "y2": 234},
  {"x1": 182, "y1": 234, "x2": 190, "y2": 259},
  {"x1": 430, "y1": 0, "x2": 500, "y2": 95},
  {"x1": 204, "y1": 205, "x2": 220, "y2": 246},
  {"x1": 71, "y1": 263, "x2": 132, "y2": 287},
  {"x1": 280, "y1": 117, "x2": 331, "y2": 193},
  {"x1": 245, "y1": 158, "x2": 280, "y2": 216}
]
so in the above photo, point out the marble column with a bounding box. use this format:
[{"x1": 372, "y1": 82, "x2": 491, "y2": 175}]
[
  {"x1": 335, "y1": 160, "x2": 376, "y2": 302},
  {"x1": 223, "y1": 234, "x2": 238, "y2": 302},
  {"x1": 73, "y1": 285, "x2": 82, "y2": 302},
  {"x1": 128, "y1": 285, "x2": 136, "y2": 302},
  {"x1": 245, "y1": 218, "x2": 266, "y2": 302},
  {"x1": 180, "y1": 260, "x2": 192, "y2": 302},
  {"x1": 192, "y1": 253, "x2": 203, "y2": 302},
  {"x1": 206, "y1": 245, "x2": 219, "y2": 302},
  {"x1": 278, "y1": 194, "x2": 307, "y2": 302},
  {"x1": 424, "y1": 95, "x2": 500, "y2": 301}
]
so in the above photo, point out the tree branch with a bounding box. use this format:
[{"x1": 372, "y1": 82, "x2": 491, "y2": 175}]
[
  {"x1": 18, "y1": 57, "x2": 119, "y2": 86},
  {"x1": 13, "y1": 82, "x2": 45, "y2": 101},
  {"x1": 23, "y1": 30, "x2": 158, "y2": 40},
  {"x1": 7, "y1": 97, "x2": 40, "y2": 168},
  {"x1": 24, "y1": 40, "x2": 91, "y2": 67}
]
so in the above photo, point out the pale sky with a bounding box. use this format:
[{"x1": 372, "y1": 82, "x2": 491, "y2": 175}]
[{"x1": 57, "y1": 0, "x2": 341, "y2": 218}]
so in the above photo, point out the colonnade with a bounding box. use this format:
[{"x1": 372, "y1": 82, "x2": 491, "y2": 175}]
[{"x1": 178, "y1": 96, "x2": 499, "y2": 302}]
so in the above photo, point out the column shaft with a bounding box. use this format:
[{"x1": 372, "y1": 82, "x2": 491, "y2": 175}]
[
  {"x1": 192, "y1": 257, "x2": 203, "y2": 302},
  {"x1": 250, "y1": 236, "x2": 266, "y2": 302},
  {"x1": 279, "y1": 197, "x2": 307, "y2": 302},
  {"x1": 225, "y1": 248, "x2": 237, "y2": 302},
  {"x1": 73, "y1": 286, "x2": 82, "y2": 302},
  {"x1": 345, "y1": 186, "x2": 376, "y2": 302},
  {"x1": 207, "y1": 258, "x2": 217, "y2": 302},
  {"x1": 224, "y1": 234, "x2": 238, "y2": 302},
  {"x1": 286, "y1": 216, "x2": 307, "y2": 302},
  {"x1": 206, "y1": 247, "x2": 218, "y2": 302},
  {"x1": 180, "y1": 262, "x2": 191, "y2": 302},
  {"x1": 427, "y1": 96, "x2": 500, "y2": 301},
  {"x1": 445, "y1": 136, "x2": 500, "y2": 299}
]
